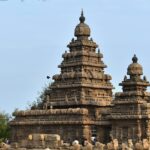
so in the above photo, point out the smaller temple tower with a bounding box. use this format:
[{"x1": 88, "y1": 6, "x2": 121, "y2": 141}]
[{"x1": 109, "y1": 55, "x2": 150, "y2": 142}]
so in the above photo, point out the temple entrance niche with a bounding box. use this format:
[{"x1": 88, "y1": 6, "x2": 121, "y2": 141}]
[
  {"x1": 97, "y1": 126, "x2": 111, "y2": 143},
  {"x1": 104, "y1": 126, "x2": 111, "y2": 143}
]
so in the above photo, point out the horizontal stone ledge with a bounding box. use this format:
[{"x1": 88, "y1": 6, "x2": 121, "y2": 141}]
[
  {"x1": 62, "y1": 51, "x2": 102, "y2": 58},
  {"x1": 46, "y1": 100, "x2": 112, "y2": 107},
  {"x1": 58, "y1": 62, "x2": 106, "y2": 68},
  {"x1": 67, "y1": 40, "x2": 98, "y2": 48},
  {"x1": 13, "y1": 108, "x2": 89, "y2": 116},
  {"x1": 9, "y1": 121, "x2": 95, "y2": 126},
  {"x1": 115, "y1": 91, "x2": 150, "y2": 97},
  {"x1": 108, "y1": 115, "x2": 148, "y2": 119},
  {"x1": 10, "y1": 120, "x2": 111, "y2": 126},
  {"x1": 51, "y1": 84, "x2": 112, "y2": 89},
  {"x1": 113, "y1": 100, "x2": 145, "y2": 104}
]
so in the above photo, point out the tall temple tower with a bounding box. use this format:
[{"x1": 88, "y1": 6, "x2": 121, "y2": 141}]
[
  {"x1": 109, "y1": 55, "x2": 150, "y2": 142},
  {"x1": 44, "y1": 11, "x2": 113, "y2": 111},
  {"x1": 10, "y1": 12, "x2": 113, "y2": 143}
]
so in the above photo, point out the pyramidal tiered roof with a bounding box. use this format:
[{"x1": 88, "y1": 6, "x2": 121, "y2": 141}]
[
  {"x1": 110, "y1": 54, "x2": 150, "y2": 117},
  {"x1": 44, "y1": 11, "x2": 113, "y2": 108}
]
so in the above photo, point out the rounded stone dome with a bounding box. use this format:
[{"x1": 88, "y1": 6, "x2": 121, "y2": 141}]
[
  {"x1": 74, "y1": 23, "x2": 90, "y2": 37},
  {"x1": 74, "y1": 11, "x2": 91, "y2": 37},
  {"x1": 127, "y1": 55, "x2": 143, "y2": 75}
]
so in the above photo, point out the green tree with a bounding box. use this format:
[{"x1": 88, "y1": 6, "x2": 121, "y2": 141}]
[
  {"x1": 27, "y1": 84, "x2": 51, "y2": 110},
  {"x1": 0, "y1": 112, "x2": 10, "y2": 142}
]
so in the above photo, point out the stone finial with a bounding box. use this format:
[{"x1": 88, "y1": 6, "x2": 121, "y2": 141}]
[
  {"x1": 143, "y1": 76, "x2": 147, "y2": 81},
  {"x1": 79, "y1": 9, "x2": 85, "y2": 23},
  {"x1": 124, "y1": 75, "x2": 127, "y2": 81},
  {"x1": 72, "y1": 38, "x2": 75, "y2": 42},
  {"x1": 132, "y1": 54, "x2": 138, "y2": 63}
]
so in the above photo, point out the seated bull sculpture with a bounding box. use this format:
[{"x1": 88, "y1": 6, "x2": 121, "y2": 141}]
[
  {"x1": 82, "y1": 141, "x2": 93, "y2": 150},
  {"x1": 94, "y1": 141, "x2": 105, "y2": 150},
  {"x1": 107, "y1": 139, "x2": 119, "y2": 150}
]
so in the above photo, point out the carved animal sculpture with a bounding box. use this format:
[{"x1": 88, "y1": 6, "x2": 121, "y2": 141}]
[
  {"x1": 121, "y1": 139, "x2": 134, "y2": 150},
  {"x1": 82, "y1": 141, "x2": 93, "y2": 150},
  {"x1": 128, "y1": 139, "x2": 134, "y2": 150},
  {"x1": 135, "y1": 141, "x2": 143, "y2": 150},
  {"x1": 0, "y1": 142, "x2": 10, "y2": 150},
  {"x1": 71, "y1": 144, "x2": 81, "y2": 150},
  {"x1": 45, "y1": 148, "x2": 51, "y2": 150},
  {"x1": 107, "y1": 139, "x2": 119, "y2": 150},
  {"x1": 94, "y1": 142, "x2": 105, "y2": 150},
  {"x1": 121, "y1": 143, "x2": 128, "y2": 150},
  {"x1": 142, "y1": 139, "x2": 150, "y2": 150}
]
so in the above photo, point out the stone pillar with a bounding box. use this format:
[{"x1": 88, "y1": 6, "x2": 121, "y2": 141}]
[
  {"x1": 111, "y1": 126, "x2": 119, "y2": 140},
  {"x1": 83, "y1": 125, "x2": 91, "y2": 141},
  {"x1": 146, "y1": 120, "x2": 150, "y2": 143},
  {"x1": 137, "y1": 120, "x2": 142, "y2": 142},
  {"x1": 120, "y1": 128, "x2": 123, "y2": 142},
  {"x1": 128, "y1": 127, "x2": 132, "y2": 139},
  {"x1": 115, "y1": 127, "x2": 119, "y2": 140}
]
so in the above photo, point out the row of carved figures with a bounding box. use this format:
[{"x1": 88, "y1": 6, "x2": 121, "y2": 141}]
[
  {"x1": 70, "y1": 138, "x2": 150, "y2": 150},
  {"x1": 1, "y1": 138, "x2": 150, "y2": 150}
]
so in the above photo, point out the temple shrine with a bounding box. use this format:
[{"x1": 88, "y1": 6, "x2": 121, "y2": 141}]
[{"x1": 10, "y1": 11, "x2": 150, "y2": 145}]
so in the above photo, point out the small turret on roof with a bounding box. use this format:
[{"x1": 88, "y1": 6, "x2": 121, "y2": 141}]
[
  {"x1": 127, "y1": 54, "x2": 143, "y2": 76},
  {"x1": 120, "y1": 54, "x2": 150, "y2": 92}
]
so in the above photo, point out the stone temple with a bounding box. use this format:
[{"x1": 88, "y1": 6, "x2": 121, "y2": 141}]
[{"x1": 10, "y1": 11, "x2": 150, "y2": 145}]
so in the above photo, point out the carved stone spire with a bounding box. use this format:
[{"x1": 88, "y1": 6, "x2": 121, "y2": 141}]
[
  {"x1": 132, "y1": 54, "x2": 138, "y2": 63},
  {"x1": 79, "y1": 10, "x2": 85, "y2": 23}
]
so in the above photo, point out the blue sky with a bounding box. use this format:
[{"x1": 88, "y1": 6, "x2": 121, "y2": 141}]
[{"x1": 0, "y1": 0, "x2": 150, "y2": 114}]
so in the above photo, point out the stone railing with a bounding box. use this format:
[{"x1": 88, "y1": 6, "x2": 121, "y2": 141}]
[{"x1": 2, "y1": 136, "x2": 150, "y2": 150}]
